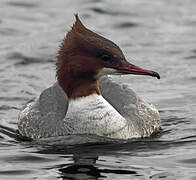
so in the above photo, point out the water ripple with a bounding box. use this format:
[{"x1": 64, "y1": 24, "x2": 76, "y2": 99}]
[
  {"x1": 90, "y1": 7, "x2": 131, "y2": 16},
  {"x1": 6, "y1": 1, "x2": 38, "y2": 8},
  {"x1": 0, "y1": 170, "x2": 33, "y2": 175},
  {"x1": 0, "y1": 96, "x2": 28, "y2": 102},
  {"x1": 0, "y1": 28, "x2": 29, "y2": 36},
  {"x1": 0, "y1": 105, "x2": 19, "y2": 111},
  {"x1": 114, "y1": 22, "x2": 139, "y2": 29},
  {"x1": 7, "y1": 52, "x2": 55, "y2": 65},
  {"x1": 185, "y1": 55, "x2": 196, "y2": 60}
]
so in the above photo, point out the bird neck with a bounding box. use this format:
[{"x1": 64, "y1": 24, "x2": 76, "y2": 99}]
[{"x1": 58, "y1": 72, "x2": 101, "y2": 99}]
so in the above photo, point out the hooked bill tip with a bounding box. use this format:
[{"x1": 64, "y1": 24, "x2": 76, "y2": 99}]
[{"x1": 152, "y1": 71, "x2": 160, "y2": 79}]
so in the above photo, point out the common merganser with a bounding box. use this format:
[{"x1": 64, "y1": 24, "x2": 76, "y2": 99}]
[{"x1": 18, "y1": 14, "x2": 160, "y2": 140}]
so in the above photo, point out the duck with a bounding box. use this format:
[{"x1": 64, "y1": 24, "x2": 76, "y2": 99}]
[{"x1": 18, "y1": 14, "x2": 160, "y2": 140}]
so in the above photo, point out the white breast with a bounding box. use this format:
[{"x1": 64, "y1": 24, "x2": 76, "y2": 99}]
[{"x1": 63, "y1": 94, "x2": 133, "y2": 139}]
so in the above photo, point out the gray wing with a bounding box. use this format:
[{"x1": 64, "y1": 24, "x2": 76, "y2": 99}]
[
  {"x1": 18, "y1": 82, "x2": 69, "y2": 139},
  {"x1": 99, "y1": 76, "x2": 160, "y2": 137}
]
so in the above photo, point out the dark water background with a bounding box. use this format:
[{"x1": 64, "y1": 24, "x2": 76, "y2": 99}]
[{"x1": 0, "y1": 0, "x2": 196, "y2": 179}]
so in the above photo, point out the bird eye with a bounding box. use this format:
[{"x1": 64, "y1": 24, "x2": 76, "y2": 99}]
[{"x1": 100, "y1": 54, "x2": 111, "y2": 62}]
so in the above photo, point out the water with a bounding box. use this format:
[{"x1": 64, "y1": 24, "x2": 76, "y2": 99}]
[{"x1": 0, "y1": 0, "x2": 196, "y2": 179}]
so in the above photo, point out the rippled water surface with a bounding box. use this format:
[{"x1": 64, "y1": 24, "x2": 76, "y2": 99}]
[{"x1": 0, "y1": 0, "x2": 196, "y2": 179}]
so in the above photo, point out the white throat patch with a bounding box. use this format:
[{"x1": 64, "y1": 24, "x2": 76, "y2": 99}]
[{"x1": 96, "y1": 68, "x2": 117, "y2": 78}]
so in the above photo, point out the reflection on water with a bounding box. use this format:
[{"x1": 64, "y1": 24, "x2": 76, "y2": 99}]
[
  {"x1": 59, "y1": 155, "x2": 136, "y2": 179},
  {"x1": 0, "y1": 0, "x2": 196, "y2": 179}
]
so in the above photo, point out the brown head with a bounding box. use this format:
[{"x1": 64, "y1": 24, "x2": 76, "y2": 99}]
[{"x1": 56, "y1": 14, "x2": 160, "y2": 99}]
